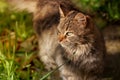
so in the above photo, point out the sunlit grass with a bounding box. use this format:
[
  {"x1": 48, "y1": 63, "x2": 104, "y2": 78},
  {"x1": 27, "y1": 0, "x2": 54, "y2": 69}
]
[
  {"x1": 0, "y1": 0, "x2": 46, "y2": 80},
  {"x1": 0, "y1": 15, "x2": 45, "y2": 80},
  {"x1": 0, "y1": 32, "x2": 19, "y2": 80}
]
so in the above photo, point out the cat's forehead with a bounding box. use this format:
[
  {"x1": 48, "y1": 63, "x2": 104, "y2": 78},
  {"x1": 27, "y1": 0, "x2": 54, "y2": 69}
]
[
  {"x1": 58, "y1": 11, "x2": 77, "y2": 28},
  {"x1": 58, "y1": 11, "x2": 87, "y2": 33}
]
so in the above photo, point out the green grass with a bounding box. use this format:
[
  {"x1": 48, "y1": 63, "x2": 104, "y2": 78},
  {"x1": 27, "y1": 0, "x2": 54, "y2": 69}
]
[
  {"x1": 0, "y1": 0, "x2": 49, "y2": 80},
  {"x1": 0, "y1": 39, "x2": 19, "y2": 80}
]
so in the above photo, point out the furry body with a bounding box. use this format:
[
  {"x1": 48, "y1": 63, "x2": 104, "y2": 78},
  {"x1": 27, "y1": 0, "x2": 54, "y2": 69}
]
[{"x1": 56, "y1": 10, "x2": 106, "y2": 80}]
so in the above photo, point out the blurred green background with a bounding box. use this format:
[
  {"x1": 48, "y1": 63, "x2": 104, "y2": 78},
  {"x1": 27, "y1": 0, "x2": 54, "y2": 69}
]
[
  {"x1": 0, "y1": 0, "x2": 120, "y2": 80},
  {"x1": 73, "y1": 0, "x2": 120, "y2": 28},
  {"x1": 74, "y1": 0, "x2": 120, "y2": 21}
]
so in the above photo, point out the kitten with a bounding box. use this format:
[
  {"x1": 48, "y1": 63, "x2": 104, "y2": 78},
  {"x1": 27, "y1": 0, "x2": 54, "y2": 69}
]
[
  {"x1": 7, "y1": 0, "x2": 79, "y2": 70},
  {"x1": 56, "y1": 7, "x2": 106, "y2": 80}
]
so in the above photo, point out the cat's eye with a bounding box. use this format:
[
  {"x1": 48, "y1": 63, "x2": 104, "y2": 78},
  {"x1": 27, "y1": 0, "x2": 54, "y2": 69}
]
[{"x1": 65, "y1": 32, "x2": 74, "y2": 36}]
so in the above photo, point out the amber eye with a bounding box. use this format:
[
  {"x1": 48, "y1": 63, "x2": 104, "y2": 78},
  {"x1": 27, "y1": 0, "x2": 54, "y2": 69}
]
[{"x1": 65, "y1": 32, "x2": 74, "y2": 36}]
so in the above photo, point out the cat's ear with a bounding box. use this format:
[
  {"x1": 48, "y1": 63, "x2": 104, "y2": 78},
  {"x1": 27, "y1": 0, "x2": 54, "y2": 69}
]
[
  {"x1": 75, "y1": 13, "x2": 94, "y2": 29},
  {"x1": 59, "y1": 5, "x2": 65, "y2": 18},
  {"x1": 74, "y1": 13, "x2": 87, "y2": 28}
]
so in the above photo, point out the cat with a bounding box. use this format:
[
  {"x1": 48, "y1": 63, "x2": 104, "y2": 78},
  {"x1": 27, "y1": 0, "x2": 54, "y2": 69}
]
[
  {"x1": 55, "y1": 7, "x2": 106, "y2": 80},
  {"x1": 7, "y1": 0, "x2": 79, "y2": 70}
]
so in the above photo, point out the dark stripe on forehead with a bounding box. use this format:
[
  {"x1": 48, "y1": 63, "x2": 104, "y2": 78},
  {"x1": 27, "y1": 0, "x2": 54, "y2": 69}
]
[
  {"x1": 67, "y1": 11, "x2": 78, "y2": 18},
  {"x1": 65, "y1": 11, "x2": 78, "y2": 30}
]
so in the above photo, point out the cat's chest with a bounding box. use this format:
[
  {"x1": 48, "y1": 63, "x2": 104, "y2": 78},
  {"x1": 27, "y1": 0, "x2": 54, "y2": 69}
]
[{"x1": 39, "y1": 26, "x2": 58, "y2": 54}]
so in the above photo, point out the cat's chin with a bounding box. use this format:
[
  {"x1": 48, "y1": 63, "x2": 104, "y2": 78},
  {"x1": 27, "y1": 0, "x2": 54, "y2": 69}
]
[
  {"x1": 61, "y1": 45, "x2": 76, "y2": 54},
  {"x1": 63, "y1": 47, "x2": 78, "y2": 60}
]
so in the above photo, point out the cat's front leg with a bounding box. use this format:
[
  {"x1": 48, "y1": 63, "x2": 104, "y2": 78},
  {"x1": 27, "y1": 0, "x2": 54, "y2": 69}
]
[
  {"x1": 62, "y1": 76, "x2": 80, "y2": 80},
  {"x1": 60, "y1": 71, "x2": 80, "y2": 80},
  {"x1": 56, "y1": 59, "x2": 81, "y2": 80},
  {"x1": 40, "y1": 54, "x2": 57, "y2": 70},
  {"x1": 38, "y1": 31, "x2": 58, "y2": 70},
  {"x1": 38, "y1": 44, "x2": 57, "y2": 70}
]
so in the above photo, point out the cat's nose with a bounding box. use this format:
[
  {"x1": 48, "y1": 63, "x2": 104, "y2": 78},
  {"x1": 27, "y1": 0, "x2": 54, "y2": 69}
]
[{"x1": 58, "y1": 34, "x2": 65, "y2": 42}]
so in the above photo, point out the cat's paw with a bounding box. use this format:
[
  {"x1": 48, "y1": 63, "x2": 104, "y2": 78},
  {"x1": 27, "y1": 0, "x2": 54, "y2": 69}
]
[
  {"x1": 44, "y1": 59, "x2": 57, "y2": 70},
  {"x1": 62, "y1": 76, "x2": 78, "y2": 80},
  {"x1": 40, "y1": 55, "x2": 57, "y2": 70},
  {"x1": 67, "y1": 77, "x2": 78, "y2": 80}
]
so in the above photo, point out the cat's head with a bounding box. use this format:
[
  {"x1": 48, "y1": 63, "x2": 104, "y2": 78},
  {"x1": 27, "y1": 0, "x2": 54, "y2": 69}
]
[{"x1": 57, "y1": 7, "x2": 95, "y2": 58}]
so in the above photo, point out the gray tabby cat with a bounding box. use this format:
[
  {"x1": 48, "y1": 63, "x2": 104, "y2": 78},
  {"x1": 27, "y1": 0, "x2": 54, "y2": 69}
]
[{"x1": 55, "y1": 7, "x2": 106, "y2": 80}]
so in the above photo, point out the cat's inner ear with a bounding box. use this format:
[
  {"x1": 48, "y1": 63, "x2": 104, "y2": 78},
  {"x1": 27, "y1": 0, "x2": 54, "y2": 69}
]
[
  {"x1": 59, "y1": 6, "x2": 65, "y2": 18},
  {"x1": 75, "y1": 13, "x2": 87, "y2": 27}
]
